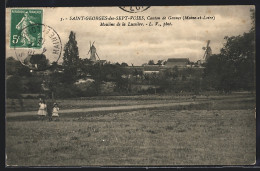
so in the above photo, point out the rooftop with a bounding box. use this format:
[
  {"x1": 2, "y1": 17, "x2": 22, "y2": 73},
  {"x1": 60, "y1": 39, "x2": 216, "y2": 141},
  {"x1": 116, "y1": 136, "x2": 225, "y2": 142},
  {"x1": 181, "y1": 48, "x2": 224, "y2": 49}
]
[{"x1": 167, "y1": 58, "x2": 190, "y2": 62}]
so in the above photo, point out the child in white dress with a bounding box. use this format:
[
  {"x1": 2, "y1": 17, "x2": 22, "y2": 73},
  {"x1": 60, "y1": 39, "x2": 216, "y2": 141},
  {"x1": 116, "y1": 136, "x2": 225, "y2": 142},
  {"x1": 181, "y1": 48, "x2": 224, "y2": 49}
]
[
  {"x1": 37, "y1": 100, "x2": 47, "y2": 116},
  {"x1": 52, "y1": 103, "x2": 59, "y2": 117}
]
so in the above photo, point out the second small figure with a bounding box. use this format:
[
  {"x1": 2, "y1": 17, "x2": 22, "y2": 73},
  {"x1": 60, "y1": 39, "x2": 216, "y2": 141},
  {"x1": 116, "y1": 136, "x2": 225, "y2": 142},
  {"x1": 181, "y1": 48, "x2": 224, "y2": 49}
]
[{"x1": 52, "y1": 103, "x2": 60, "y2": 120}]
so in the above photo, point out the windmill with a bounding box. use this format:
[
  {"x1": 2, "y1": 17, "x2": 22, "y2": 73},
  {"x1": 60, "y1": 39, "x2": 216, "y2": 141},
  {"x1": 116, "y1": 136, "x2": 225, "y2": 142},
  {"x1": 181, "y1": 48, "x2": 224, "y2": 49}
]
[
  {"x1": 202, "y1": 40, "x2": 212, "y2": 61},
  {"x1": 87, "y1": 41, "x2": 100, "y2": 61}
]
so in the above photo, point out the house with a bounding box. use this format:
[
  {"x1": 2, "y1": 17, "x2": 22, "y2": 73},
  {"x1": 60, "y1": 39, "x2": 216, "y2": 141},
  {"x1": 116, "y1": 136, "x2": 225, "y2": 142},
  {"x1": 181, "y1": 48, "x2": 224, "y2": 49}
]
[{"x1": 165, "y1": 58, "x2": 190, "y2": 68}]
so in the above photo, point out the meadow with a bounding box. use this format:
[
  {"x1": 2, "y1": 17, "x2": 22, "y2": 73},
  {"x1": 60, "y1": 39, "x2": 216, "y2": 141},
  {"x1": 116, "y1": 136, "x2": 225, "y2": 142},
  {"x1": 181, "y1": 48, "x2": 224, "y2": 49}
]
[{"x1": 6, "y1": 93, "x2": 256, "y2": 166}]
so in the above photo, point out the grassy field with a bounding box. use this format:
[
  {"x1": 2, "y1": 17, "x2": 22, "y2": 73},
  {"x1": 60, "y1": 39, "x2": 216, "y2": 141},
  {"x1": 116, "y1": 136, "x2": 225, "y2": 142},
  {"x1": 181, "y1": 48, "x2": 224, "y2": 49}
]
[{"x1": 6, "y1": 93, "x2": 256, "y2": 166}]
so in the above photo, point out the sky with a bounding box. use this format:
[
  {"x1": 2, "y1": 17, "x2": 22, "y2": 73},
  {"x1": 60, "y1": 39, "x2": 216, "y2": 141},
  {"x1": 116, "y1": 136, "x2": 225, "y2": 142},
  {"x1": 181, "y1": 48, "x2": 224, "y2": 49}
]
[{"x1": 6, "y1": 6, "x2": 254, "y2": 66}]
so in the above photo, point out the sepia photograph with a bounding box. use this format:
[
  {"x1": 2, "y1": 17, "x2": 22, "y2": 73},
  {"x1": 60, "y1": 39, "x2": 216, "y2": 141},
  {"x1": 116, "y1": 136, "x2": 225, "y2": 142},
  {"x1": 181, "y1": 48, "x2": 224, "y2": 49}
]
[{"x1": 5, "y1": 6, "x2": 256, "y2": 166}]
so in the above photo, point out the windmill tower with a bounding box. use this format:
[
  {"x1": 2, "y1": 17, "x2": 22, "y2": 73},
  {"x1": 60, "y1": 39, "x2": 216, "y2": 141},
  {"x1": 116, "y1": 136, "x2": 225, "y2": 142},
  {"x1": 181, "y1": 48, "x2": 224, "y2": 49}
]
[
  {"x1": 88, "y1": 41, "x2": 100, "y2": 62},
  {"x1": 202, "y1": 40, "x2": 212, "y2": 61}
]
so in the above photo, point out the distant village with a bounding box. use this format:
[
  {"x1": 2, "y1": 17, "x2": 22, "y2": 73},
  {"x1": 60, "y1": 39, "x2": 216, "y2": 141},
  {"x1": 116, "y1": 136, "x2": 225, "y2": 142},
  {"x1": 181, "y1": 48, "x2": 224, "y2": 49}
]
[
  {"x1": 82, "y1": 40, "x2": 211, "y2": 75},
  {"x1": 72, "y1": 40, "x2": 212, "y2": 95},
  {"x1": 6, "y1": 39, "x2": 213, "y2": 98}
]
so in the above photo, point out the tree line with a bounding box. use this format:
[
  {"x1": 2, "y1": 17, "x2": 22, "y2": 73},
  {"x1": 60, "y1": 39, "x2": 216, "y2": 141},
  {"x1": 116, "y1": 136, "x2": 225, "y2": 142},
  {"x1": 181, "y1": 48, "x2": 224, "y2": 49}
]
[{"x1": 6, "y1": 9, "x2": 255, "y2": 98}]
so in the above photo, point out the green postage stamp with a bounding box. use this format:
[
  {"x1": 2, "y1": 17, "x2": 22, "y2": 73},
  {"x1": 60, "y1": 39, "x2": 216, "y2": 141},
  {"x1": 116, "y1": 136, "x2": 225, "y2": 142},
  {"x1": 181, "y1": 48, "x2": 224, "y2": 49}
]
[{"x1": 10, "y1": 9, "x2": 43, "y2": 48}]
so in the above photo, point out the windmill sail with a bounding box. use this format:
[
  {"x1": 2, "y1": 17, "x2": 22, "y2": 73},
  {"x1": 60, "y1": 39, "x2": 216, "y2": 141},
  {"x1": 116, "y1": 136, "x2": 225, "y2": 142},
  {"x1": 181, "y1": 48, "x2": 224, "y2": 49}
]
[
  {"x1": 96, "y1": 51, "x2": 101, "y2": 60},
  {"x1": 202, "y1": 40, "x2": 212, "y2": 60},
  {"x1": 87, "y1": 41, "x2": 91, "y2": 55}
]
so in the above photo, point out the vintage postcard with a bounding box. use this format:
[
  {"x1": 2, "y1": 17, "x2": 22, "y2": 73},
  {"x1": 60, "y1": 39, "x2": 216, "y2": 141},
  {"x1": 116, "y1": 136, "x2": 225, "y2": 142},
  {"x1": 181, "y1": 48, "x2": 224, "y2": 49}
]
[{"x1": 5, "y1": 6, "x2": 256, "y2": 166}]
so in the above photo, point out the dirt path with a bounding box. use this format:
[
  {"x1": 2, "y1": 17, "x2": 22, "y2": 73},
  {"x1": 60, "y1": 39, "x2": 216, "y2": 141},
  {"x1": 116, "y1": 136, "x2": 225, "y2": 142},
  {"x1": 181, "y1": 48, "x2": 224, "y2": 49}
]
[{"x1": 6, "y1": 101, "x2": 201, "y2": 118}]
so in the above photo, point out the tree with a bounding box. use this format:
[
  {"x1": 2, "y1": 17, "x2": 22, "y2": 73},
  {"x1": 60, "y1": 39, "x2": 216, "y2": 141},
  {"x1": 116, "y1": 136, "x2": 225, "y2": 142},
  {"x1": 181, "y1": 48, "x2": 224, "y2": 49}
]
[
  {"x1": 6, "y1": 57, "x2": 20, "y2": 75},
  {"x1": 29, "y1": 54, "x2": 49, "y2": 70},
  {"x1": 63, "y1": 31, "x2": 80, "y2": 67},
  {"x1": 47, "y1": 72, "x2": 64, "y2": 98},
  {"x1": 250, "y1": 8, "x2": 255, "y2": 32},
  {"x1": 163, "y1": 61, "x2": 167, "y2": 65},
  {"x1": 222, "y1": 33, "x2": 254, "y2": 91},
  {"x1": 6, "y1": 75, "x2": 23, "y2": 98},
  {"x1": 121, "y1": 62, "x2": 128, "y2": 67},
  {"x1": 62, "y1": 31, "x2": 80, "y2": 84},
  {"x1": 204, "y1": 9, "x2": 255, "y2": 92},
  {"x1": 6, "y1": 57, "x2": 31, "y2": 77},
  {"x1": 148, "y1": 60, "x2": 155, "y2": 65},
  {"x1": 25, "y1": 77, "x2": 42, "y2": 93},
  {"x1": 156, "y1": 60, "x2": 163, "y2": 66},
  {"x1": 77, "y1": 58, "x2": 94, "y2": 79}
]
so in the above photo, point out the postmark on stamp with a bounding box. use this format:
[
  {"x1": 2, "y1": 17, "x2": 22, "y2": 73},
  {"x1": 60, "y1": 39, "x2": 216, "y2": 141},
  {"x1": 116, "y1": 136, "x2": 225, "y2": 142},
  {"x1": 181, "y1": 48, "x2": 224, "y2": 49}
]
[
  {"x1": 10, "y1": 9, "x2": 43, "y2": 48},
  {"x1": 14, "y1": 24, "x2": 62, "y2": 71},
  {"x1": 119, "y1": 6, "x2": 150, "y2": 13}
]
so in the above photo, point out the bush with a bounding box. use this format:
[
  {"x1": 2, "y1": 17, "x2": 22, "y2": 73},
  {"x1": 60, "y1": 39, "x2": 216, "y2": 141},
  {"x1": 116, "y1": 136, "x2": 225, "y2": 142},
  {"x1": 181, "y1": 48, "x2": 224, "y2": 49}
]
[
  {"x1": 6, "y1": 76, "x2": 23, "y2": 98},
  {"x1": 55, "y1": 85, "x2": 82, "y2": 98}
]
